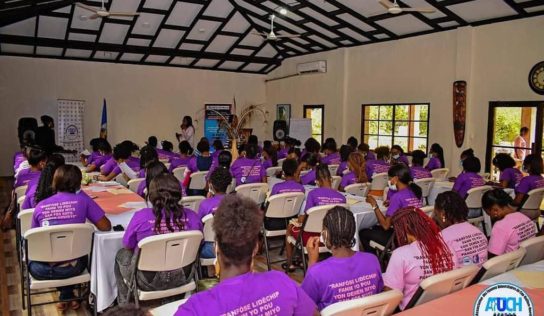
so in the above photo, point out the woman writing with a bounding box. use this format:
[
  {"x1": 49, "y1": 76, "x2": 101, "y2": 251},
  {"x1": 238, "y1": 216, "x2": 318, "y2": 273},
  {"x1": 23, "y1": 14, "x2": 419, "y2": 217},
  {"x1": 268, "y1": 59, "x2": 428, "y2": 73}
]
[{"x1": 339, "y1": 152, "x2": 368, "y2": 191}]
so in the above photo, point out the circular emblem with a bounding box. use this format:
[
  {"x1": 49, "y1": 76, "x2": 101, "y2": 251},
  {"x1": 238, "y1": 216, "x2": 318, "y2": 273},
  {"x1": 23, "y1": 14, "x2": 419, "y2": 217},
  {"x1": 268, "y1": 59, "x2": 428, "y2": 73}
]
[
  {"x1": 474, "y1": 283, "x2": 534, "y2": 316},
  {"x1": 65, "y1": 124, "x2": 79, "y2": 141},
  {"x1": 528, "y1": 61, "x2": 544, "y2": 95}
]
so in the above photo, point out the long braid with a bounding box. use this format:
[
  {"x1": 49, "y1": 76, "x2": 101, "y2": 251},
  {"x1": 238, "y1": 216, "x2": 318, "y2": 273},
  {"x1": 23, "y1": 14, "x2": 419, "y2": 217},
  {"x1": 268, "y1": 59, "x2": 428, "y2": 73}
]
[
  {"x1": 348, "y1": 152, "x2": 368, "y2": 183},
  {"x1": 149, "y1": 174, "x2": 186, "y2": 234},
  {"x1": 392, "y1": 207, "x2": 454, "y2": 274},
  {"x1": 323, "y1": 206, "x2": 355, "y2": 248}
]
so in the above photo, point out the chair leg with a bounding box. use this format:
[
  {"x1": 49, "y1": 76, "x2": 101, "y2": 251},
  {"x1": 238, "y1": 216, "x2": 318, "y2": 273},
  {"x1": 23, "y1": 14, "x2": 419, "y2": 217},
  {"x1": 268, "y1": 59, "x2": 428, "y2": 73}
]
[
  {"x1": 26, "y1": 270, "x2": 31, "y2": 315},
  {"x1": 264, "y1": 234, "x2": 271, "y2": 271},
  {"x1": 300, "y1": 246, "x2": 307, "y2": 276},
  {"x1": 20, "y1": 262, "x2": 25, "y2": 310}
]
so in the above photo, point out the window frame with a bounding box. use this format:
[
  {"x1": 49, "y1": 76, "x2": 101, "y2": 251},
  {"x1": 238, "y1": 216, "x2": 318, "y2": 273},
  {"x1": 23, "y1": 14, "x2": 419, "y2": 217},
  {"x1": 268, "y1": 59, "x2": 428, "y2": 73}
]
[
  {"x1": 303, "y1": 104, "x2": 325, "y2": 144},
  {"x1": 360, "y1": 103, "x2": 431, "y2": 153}
]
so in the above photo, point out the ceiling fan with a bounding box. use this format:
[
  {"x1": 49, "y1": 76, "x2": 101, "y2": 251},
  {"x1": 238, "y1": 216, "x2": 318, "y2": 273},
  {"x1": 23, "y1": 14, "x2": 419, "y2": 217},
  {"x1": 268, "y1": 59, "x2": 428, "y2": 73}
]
[
  {"x1": 378, "y1": 0, "x2": 436, "y2": 14},
  {"x1": 76, "y1": 0, "x2": 139, "y2": 19},
  {"x1": 251, "y1": 14, "x2": 302, "y2": 41}
]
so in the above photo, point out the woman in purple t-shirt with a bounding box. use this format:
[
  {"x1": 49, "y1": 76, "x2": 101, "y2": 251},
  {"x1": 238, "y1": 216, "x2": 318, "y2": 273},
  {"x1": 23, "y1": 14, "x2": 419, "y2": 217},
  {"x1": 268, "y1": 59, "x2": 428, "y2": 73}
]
[
  {"x1": 339, "y1": 152, "x2": 368, "y2": 192},
  {"x1": 360, "y1": 164, "x2": 423, "y2": 254},
  {"x1": 297, "y1": 153, "x2": 320, "y2": 185},
  {"x1": 452, "y1": 156, "x2": 485, "y2": 199},
  {"x1": 390, "y1": 145, "x2": 409, "y2": 166},
  {"x1": 410, "y1": 150, "x2": 433, "y2": 180},
  {"x1": 336, "y1": 145, "x2": 354, "y2": 176},
  {"x1": 115, "y1": 174, "x2": 202, "y2": 305},
  {"x1": 176, "y1": 195, "x2": 317, "y2": 316},
  {"x1": 230, "y1": 143, "x2": 266, "y2": 186},
  {"x1": 514, "y1": 154, "x2": 544, "y2": 220},
  {"x1": 30, "y1": 165, "x2": 111, "y2": 311},
  {"x1": 98, "y1": 141, "x2": 140, "y2": 181},
  {"x1": 136, "y1": 161, "x2": 167, "y2": 198},
  {"x1": 168, "y1": 141, "x2": 193, "y2": 172},
  {"x1": 492, "y1": 153, "x2": 523, "y2": 189},
  {"x1": 84, "y1": 139, "x2": 112, "y2": 173},
  {"x1": 321, "y1": 138, "x2": 341, "y2": 165},
  {"x1": 302, "y1": 206, "x2": 383, "y2": 310},
  {"x1": 425, "y1": 143, "x2": 445, "y2": 171},
  {"x1": 22, "y1": 154, "x2": 65, "y2": 210}
]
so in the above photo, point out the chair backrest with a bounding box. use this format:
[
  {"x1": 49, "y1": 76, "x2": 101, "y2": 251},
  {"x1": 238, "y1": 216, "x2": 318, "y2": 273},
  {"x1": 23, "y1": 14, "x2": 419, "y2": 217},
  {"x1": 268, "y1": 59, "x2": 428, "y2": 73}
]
[
  {"x1": 201, "y1": 214, "x2": 215, "y2": 242},
  {"x1": 235, "y1": 183, "x2": 269, "y2": 205},
  {"x1": 189, "y1": 171, "x2": 208, "y2": 190},
  {"x1": 265, "y1": 192, "x2": 305, "y2": 219},
  {"x1": 137, "y1": 230, "x2": 203, "y2": 272},
  {"x1": 476, "y1": 247, "x2": 526, "y2": 282},
  {"x1": 370, "y1": 173, "x2": 388, "y2": 191},
  {"x1": 277, "y1": 158, "x2": 286, "y2": 167},
  {"x1": 266, "y1": 166, "x2": 282, "y2": 177},
  {"x1": 519, "y1": 235, "x2": 544, "y2": 266},
  {"x1": 172, "y1": 167, "x2": 187, "y2": 182},
  {"x1": 321, "y1": 289, "x2": 403, "y2": 316},
  {"x1": 304, "y1": 204, "x2": 349, "y2": 233},
  {"x1": 179, "y1": 196, "x2": 205, "y2": 213},
  {"x1": 420, "y1": 205, "x2": 434, "y2": 217},
  {"x1": 344, "y1": 183, "x2": 369, "y2": 198},
  {"x1": 17, "y1": 195, "x2": 25, "y2": 209},
  {"x1": 24, "y1": 224, "x2": 94, "y2": 262},
  {"x1": 127, "y1": 178, "x2": 145, "y2": 193},
  {"x1": 115, "y1": 173, "x2": 128, "y2": 187},
  {"x1": 521, "y1": 187, "x2": 544, "y2": 210},
  {"x1": 406, "y1": 265, "x2": 479, "y2": 309},
  {"x1": 465, "y1": 186, "x2": 492, "y2": 209},
  {"x1": 328, "y1": 164, "x2": 339, "y2": 177},
  {"x1": 430, "y1": 168, "x2": 450, "y2": 179},
  {"x1": 414, "y1": 178, "x2": 435, "y2": 198},
  {"x1": 226, "y1": 178, "x2": 236, "y2": 194},
  {"x1": 331, "y1": 176, "x2": 342, "y2": 191},
  {"x1": 17, "y1": 208, "x2": 35, "y2": 237},
  {"x1": 15, "y1": 185, "x2": 28, "y2": 200}
]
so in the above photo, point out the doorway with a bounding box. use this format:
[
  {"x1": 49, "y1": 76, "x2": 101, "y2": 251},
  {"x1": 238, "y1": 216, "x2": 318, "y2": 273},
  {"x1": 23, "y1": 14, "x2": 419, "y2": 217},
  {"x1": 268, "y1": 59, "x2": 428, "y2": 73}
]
[
  {"x1": 303, "y1": 105, "x2": 324, "y2": 144},
  {"x1": 485, "y1": 101, "x2": 544, "y2": 178}
]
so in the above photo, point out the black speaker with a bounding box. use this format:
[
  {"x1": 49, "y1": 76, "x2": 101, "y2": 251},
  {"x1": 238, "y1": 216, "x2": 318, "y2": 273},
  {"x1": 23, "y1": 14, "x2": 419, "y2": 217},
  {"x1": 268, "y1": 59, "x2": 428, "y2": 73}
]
[{"x1": 273, "y1": 120, "x2": 288, "y2": 141}]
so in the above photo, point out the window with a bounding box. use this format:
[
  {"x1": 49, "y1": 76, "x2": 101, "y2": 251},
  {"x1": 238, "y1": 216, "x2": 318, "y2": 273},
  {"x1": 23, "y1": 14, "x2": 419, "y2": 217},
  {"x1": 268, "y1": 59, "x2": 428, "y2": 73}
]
[
  {"x1": 361, "y1": 103, "x2": 429, "y2": 152},
  {"x1": 304, "y1": 105, "x2": 324, "y2": 144}
]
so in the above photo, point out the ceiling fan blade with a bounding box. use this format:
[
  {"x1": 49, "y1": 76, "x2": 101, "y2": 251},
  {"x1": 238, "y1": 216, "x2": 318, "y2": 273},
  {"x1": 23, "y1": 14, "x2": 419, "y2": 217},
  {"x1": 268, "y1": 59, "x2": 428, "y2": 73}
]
[
  {"x1": 76, "y1": 2, "x2": 98, "y2": 13},
  {"x1": 401, "y1": 7, "x2": 436, "y2": 13},
  {"x1": 275, "y1": 34, "x2": 302, "y2": 38},
  {"x1": 250, "y1": 31, "x2": 267, "y2": 37},
  {"x1": 108, "y1": 12, "x2": 140, "y2": 17},
  {"x1": 379, "y1": 0, "x2": 395, "y2": 9},
  {"x1": 89, "y1": 13, "x2": 100, "y2": 19}
]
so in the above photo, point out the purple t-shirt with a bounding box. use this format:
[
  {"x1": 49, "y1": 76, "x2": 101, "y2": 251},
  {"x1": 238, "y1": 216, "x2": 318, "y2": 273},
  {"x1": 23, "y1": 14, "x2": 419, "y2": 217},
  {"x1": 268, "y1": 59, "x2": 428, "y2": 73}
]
[
  {"x1": 91, "y1": 154, "x2": 112, "y2": 169},
  {"x1": 337, "y1": 161, "x2": 348, "y2": 176},
  {"x1": 516, "y1": 175, "x2": 544, "y2": 195},
  {"x1": 86, "y1": 151, "x2": 101, "y2": 165},
  {"x1": 31, "y1": 192, "x2": 105, "y2": 228},
  {"x1": 21, "y1": 177, "x2": 40, "y2": 209},
  {"x1": 386, "y1": 188, "x2": 422, "y2": 217},
  {"x1": 123, "y1": 207, "x2": 202, "y2": 249},
  {"x1": 301, "y1": 251, "x2": 383, "y2": 310},
  {"x1": 168, "y1": 155, "x2": 192, "y2": 173},
  {"x1": 322, "y1": 152, "x2": 341, "y2": 165},
  {"x1": 452, "y1": 172, "x2": 485, "y2": 198},
  {"x1": 230, "y1": 157, "x2": 265, "y2": 186},
  {"x1": 262, "y1": 159, "x2": 275, "y2": 171},
  {"x1": 278, "y1": 148, "x2": 289, "y2": 159},
  {"x1": 176, "y1": 271, "x2": 316, "y2": 316},
  {"x1": 197, "y1": 194, "x2": 225, "y2": 220},
  {"x1": 300, "y1": 169, "x2": 317, "y2": 186},
  {"x1": 112, "y1": 156, "x2": 141, "y2": 175},
  {"x1": 499, "y1": 168, "x2": 523, "y2": 189},
  {"x1": 13, "y1": 152, "x2": 25, "y2": 172},
  {"x1": 391, "y1": 154, "x2": 409, "y2": 166},
  {"x1": 365, "y1": 151, "x2": 376, "y2": 161},
  {"x1": 100, "y1": 157, "x2": 117, "y2": 175},
  {"x1": 187, "y1": 156, "x2": 213, "y2": 173},
  {"x1": 14, "y1": 169, "x2": 41, "y2": 188},
  {"x1": 441, "y1": 222, "x2": 488, "y2": 268},
  {"x1": 425, "y1": 157, "x2": 442, "y2": 171},
  {"x1": 410, "y1": 166, "x2": 432, "y2": 180},
  {"x1": 340, "y1": 171, "x2": 358, "y2": 188},
  {"x1": 304, "y1": 187, "x2": 346, "y2": 213},
  {"x1": 271, "y1": 180, "x2": 305, "y2": 196},
  {"x1": 156, "y1": 148, "x2": 177, "y2": 160},
  {"x1": 365, "y1": 160, "x2": 390, "y2": 179}
]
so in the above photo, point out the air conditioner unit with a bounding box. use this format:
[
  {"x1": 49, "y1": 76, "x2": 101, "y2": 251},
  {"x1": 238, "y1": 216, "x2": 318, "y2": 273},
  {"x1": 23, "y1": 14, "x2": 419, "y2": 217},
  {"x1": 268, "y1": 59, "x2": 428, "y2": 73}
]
[{"x1": 296, "y1": 60, "x2": 327, "y2": 74}]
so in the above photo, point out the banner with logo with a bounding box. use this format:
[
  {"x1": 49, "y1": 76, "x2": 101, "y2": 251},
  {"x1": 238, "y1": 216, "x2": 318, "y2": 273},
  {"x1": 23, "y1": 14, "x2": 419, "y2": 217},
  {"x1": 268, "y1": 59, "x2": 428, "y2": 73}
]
[
  {"x1": 204, "y1": 104, "x2": 232, "y2": 150},
  {"x1": 57, "y1": 99, "x2": 85, "y2": 163}
]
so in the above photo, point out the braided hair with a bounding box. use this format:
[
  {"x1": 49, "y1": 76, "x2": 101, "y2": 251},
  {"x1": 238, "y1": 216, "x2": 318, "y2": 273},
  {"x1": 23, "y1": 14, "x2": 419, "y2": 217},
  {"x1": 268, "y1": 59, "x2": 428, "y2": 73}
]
[
  {"x1": 148, "y1": 173, "x2": 186, "y2": 234},
  {"x1": 322, "y1": 206, "x2": 355, "y2": 249},
  {"x1": 316, "y1": 163, "x2": 332, "y2": 184},
  {"x1": 434, "y1": 191, "x2": 469, "y2": 224},
  {"x1": 34, "y1": 154, "x2": 65, "y2": 204},
  {"x1": 144, "y1": 161, "x2": 168, "y2": 200},
  {"x1": 348, "y1": 152, "x2": 367, "y2": 183},
  {"x1": 392, "y1": 207, "x2": 454, "y2": 274}
]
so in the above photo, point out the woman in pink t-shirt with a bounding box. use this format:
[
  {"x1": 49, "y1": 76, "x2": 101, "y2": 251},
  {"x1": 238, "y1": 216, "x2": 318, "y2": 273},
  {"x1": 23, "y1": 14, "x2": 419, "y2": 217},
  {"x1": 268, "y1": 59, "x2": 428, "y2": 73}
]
[
  {"x1": 433, "y1": 192, "x2": 488, "y2": 268},
  {"x1": 483, "y1": 189, "x2": 537, "y2": 257},
  {"x1": 384, "y1": 207, "x2": 454, "y2": 310}
]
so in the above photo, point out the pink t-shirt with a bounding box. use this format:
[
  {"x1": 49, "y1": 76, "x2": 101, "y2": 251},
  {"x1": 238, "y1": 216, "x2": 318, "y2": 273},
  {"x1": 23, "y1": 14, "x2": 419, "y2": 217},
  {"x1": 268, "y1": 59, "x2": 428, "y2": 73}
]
[
  {"x1": 488, "y1": 212, "x2": 537, "y2": 256},
  {"x1": 384, "y1": 242, "x2": 452, "y2": 310},
  {"x1": 441, "y1": 222, "x2": 488, "y2": 268}
]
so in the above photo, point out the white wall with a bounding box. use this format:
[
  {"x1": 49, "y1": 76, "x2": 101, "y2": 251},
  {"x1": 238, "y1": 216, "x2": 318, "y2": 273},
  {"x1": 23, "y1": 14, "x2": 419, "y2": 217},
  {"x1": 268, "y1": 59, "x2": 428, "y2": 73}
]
[
  {"x1": 0, "y1": 57, "x2": 267, "y2": 176},
  {"x1": 266, "y1": 16, "x2": 544, "y2": 174}
]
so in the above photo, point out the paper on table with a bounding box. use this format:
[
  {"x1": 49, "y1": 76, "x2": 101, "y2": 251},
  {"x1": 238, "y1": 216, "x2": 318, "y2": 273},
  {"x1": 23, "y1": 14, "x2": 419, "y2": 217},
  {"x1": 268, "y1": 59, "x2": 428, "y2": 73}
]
[
  {"x1": 107, "y1": 188, "x2": 133, "y2": 195},
  {"x1": 98, "y1": 181, "x2": 120, "y2": 187},
  {"x1": 86, "y1": 186, "x2": 109, "y2": 192},
  {"x1": 347, "y1": 197, "x2": 364, "y2": 205},
  {"x1": 120, "y1": 201, "x2": 148, "y2": 209},
  {"x1": 513, "y1": 271, "x2": 544, "y2": 289},
  {"x1": 81, "y1": 149, "x2": 91, "y2": 156}
]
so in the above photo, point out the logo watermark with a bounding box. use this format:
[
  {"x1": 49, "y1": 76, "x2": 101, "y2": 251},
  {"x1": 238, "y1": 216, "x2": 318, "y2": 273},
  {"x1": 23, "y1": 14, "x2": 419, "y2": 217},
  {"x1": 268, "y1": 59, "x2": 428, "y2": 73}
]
[{"x1": 474, "y1": 283, "x2": 534, "y2": 316}]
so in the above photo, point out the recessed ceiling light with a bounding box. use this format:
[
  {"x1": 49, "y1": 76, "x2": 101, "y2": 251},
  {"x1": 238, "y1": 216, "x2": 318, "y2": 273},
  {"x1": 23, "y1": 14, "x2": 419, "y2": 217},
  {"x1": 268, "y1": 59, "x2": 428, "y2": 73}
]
[
  {"x1": 279, "y1": 7, "x2": 288, "y2": 15},
  {"x1": 198, "y1": 28, "x2": 206, "y2": 33},
  {"x1": 142, "y1": 22, "x2": 151, "y2": 28},
  {"x1": 78, "y1": 15, "x2": 88, "y2": 21}
]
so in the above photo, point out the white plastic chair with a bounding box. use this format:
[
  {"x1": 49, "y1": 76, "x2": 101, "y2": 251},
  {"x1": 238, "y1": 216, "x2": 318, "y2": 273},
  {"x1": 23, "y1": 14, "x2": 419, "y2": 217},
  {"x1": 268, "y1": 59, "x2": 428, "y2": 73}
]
[
  {"x1": 179, "y1": 196, "x2": 205, "y2": 213},
  {"x1": 331, "y1": 176, "x2": 342, "y2": 191},
  {"x1": 420, "y1": 205, "x2": 434, "y2": 218},
  {"x1": 321, "y1": 289, "x2": 403, "y2": 316},
  {"x1": 189, "y1": 171, "x2": 208, "y2": 191},
  {"x1": 263, "y1": 192, "x2": 305, "y2": 270},
  {"x1": 134, "y1": 231, "x2": 203, "y2": 307},
  {"x1": 115, "y1": 173, "x2": 128, "y2": 187},
  {"x1": 471, "y1": 247, "x2": 526, "y2": 284},
  {"x1": 288, "y1": 204, "x2": 349, "y2": 273},
  {"x1": 404, "y1": 265, "x2": 479, "y2": 309},
  {"x1": 172, "y1": 167, "x2": 187, "y2": 183},
  {"x1": 370, "y1": 173, "x2": 388, "y2": 197},
  {"x1": 200, "y1": 214, "x2": 216, "y2": 269},
  {"x1": 15, "y1": 185, "x2": 28, "y2": 200},
  {"x1": 431, "y1": 168, "x2": 450, "y2": 179},
  {"x1": 17, "y1": 195, "x2": 25, "y2": 210},
  {"x1": 235, "y1": 183, "x2": 269, "y2": 205},
  {"x1": 328, "y1": 164, "x2": 339, "y2": 177},
  {"x1": 277, "y1": 158, "x2": 286, "y2": 167},
  {"x1": 226, "y1": 178, "x2": 236, "y2": 194},
  {"x1": 465, "y1": 186, "x2": 493, "y2": 236},
  {"x1": 128, "y1": 178, "x2": 145, "y2": 193},
  {"x1": 414, "y1": 178, "x2": 435, "y2": 206},
  {"x1": 16, "y1": 208, "x2": 34, "y2": 310},
  {"x1": 519, "y1": 235, "x2": 544, "y2": 266},
  {"x1": 266, "y1": 166, "x2": 282, "y2": 177},
  {"x1": 520, "y1": 187, "x2": 544, "y2": 222},
  {"x1": 23, "y1": 224, "x2": 94, "y2": 314},
  {"x1": 344, "y1": 183, "x2": 369, "y2": 197},
  {"x1": 150, "y1": 298, "x2": 188, "y2": 316}
]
